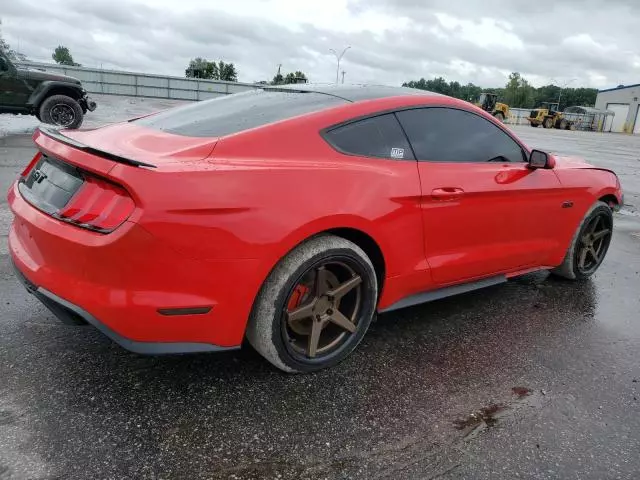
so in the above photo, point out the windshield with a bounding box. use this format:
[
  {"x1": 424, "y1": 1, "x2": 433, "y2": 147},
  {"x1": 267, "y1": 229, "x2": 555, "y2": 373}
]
[{"x1": 134, "y1": 89, "x2": 347, "y2": 137}]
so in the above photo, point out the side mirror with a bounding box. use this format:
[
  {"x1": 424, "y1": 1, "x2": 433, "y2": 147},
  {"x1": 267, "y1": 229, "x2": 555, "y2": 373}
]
[{"x1": 528, "y1": 149, "x2": 555, "y2": 169}]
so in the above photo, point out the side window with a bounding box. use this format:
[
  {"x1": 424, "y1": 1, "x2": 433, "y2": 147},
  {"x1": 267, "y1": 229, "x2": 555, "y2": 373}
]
[
  {"x1": 396, "y1": 108, "x2": 526, "y2": 163},
  {"x1": 325, "y1": 114, "x2": 415, "y2": 160}
]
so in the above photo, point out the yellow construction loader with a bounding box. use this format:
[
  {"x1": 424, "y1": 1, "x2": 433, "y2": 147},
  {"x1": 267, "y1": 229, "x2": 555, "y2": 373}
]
[
  {"x1": 527, "y1": 102, "x2": 573, "y2": 129},
  {"x1": 476, "y1": 92, "x2": 509, "y2": 122}
]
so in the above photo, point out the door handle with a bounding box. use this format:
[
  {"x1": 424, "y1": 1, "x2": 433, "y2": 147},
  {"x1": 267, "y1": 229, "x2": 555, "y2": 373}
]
[{"x1": 431, "y1": 187, "x2": 465, "y2": 200}]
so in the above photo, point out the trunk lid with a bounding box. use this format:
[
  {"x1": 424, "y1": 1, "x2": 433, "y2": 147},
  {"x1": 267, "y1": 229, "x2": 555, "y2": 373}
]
[{"x1": 59, "y1": 123, "x2": 218, "y2": 169}]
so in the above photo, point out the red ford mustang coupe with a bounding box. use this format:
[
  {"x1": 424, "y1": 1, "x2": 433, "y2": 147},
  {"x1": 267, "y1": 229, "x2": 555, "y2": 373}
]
[{"x1": 8, "y1": 85, "x2": 622, "y2": 372}]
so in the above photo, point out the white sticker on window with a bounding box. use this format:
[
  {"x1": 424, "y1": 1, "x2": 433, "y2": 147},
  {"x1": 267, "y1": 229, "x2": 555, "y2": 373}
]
[{"x1": 390, "y1": 147, "x2": 405, "y2": 159}]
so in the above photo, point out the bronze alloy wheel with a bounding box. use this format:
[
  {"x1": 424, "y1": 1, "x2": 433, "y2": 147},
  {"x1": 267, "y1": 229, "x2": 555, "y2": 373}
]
[
  {"x1": 247, "y1": 235, "x2": 377, "y2": 372},
  {"x1": 282, "y1": 259, "x2": 363, "y2": 360},
  {"x1": 575, "y1": 212, "x2": 612, "y2": 275}
]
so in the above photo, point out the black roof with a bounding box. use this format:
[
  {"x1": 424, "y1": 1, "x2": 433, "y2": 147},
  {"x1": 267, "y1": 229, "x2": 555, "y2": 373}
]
[{"x1": 265, "y1": 84, "x2": 441, "y2": 102}]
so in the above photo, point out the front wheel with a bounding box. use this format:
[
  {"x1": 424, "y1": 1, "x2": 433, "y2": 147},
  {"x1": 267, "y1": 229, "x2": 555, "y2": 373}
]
[
  {"x1": 246, "y1": 235, "x2": 378, "y2": 373},
  {"x1": 551, "y1": 201, "x2": 613, "y2": 280},
  {"x1": 39, "y1": 95, "x2": 84, "y2": 129},
  {"x1": 543, "y1": 118, "x2": 553, "y2": 129},
  {"x1": 493, "y1": 111, "x2": 505, "y2": 123}
]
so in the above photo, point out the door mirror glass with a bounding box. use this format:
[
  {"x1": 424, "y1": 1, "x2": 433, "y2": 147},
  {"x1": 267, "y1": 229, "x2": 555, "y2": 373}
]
[{"x1": 529, "y1": 149, "x2": 552, "y2": 169}]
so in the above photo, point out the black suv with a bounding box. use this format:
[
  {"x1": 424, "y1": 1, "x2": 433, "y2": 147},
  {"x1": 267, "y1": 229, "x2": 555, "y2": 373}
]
[{"x1": 0, "y1": 49, "x2": 96, "y2": 129}]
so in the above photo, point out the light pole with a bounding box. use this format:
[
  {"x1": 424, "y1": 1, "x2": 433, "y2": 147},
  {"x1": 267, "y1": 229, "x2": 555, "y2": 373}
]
[
  {"x1": 557, "y1": 78, "x2": 577, "y2": 107},
  {"x1": 329, "y1": 46, "x2": 350, "y2": 84}
]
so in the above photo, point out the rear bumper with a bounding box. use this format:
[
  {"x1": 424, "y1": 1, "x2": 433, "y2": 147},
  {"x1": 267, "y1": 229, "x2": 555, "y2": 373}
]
[
  {"x1": 8, "y1": 180, "x2": 259, "y2": 353},
  {"x1": 12, "y1": 260, "x2": 235, "y2": 354}
]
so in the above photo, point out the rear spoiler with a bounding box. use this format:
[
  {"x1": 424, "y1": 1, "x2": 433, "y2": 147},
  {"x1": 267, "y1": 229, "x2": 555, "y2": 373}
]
[{"x1": 37, "y1": 126, "x2": 157, "y2": 169}]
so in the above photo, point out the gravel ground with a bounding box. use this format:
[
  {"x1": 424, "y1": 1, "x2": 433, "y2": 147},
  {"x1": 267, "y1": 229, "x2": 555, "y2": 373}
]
[{"x1": 0, "y1": 109, "x2": 639, "y2": 479}]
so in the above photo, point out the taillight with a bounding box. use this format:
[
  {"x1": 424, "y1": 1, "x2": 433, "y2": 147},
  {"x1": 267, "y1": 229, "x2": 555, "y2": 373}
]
[
  {"x1": 58, "y1": 176, "x2": 135, "y2": 233},
  {"x1": 21, "y1": 152, "x2": 42, "y2": 177}
]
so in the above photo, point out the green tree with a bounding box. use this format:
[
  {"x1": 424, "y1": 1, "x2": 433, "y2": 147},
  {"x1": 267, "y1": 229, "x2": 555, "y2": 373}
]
[
  {"x1": 284, "y1": 71, "x2": 308, "y2": 84},
  {"x1": 52, "y1": 45, "x2": 79, "y2": 66},
  {"x1": 216, "y1": 61, "x2": 238, "y2": 82},
  {"x1": 185, "y1": 57, "x2": 216, "y2": 79},
  {"x1": 185, "y1": 58, "x2": 237, "y2": 81},
  {"x1": 403, "y1": 77, "x2": 483, "y2": 103},
  {"x1": 402, "y1": 73, "x2": 596, "y2": 110},
  {"x1": 503, "y1": 72, "x2": 535, "y2": 108}
]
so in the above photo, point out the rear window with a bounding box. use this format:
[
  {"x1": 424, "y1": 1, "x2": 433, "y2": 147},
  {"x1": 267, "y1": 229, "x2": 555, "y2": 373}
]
[{"x1": 134, "y1": 89, "x2": 347, "y2": 137}]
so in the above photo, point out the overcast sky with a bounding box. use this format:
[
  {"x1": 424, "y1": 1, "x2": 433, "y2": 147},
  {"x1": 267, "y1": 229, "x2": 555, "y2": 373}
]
[{"x1": 2, "y1": 0, "x2": 639, "y2": 88}]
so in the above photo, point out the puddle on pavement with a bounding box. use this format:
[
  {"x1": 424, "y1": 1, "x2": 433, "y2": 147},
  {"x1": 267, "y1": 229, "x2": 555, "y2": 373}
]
[{"x1": 453, "y1": 386, "x2": 537, "y2": 439}]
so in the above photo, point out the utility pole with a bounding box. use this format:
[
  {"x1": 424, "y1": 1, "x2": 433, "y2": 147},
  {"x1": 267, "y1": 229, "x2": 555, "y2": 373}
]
[
  {"x1": 557, "y1": 78, "x2": 577, "y2": 108},
  {"x1": 329, "y1": 46, "x2": 350, "y2": 84},
  {"x1": 341, "y1": 70, "x2": 346, "y2": 84},
  {"x1": 274, "y1": 63, "x2": 282, "y2": 85}
]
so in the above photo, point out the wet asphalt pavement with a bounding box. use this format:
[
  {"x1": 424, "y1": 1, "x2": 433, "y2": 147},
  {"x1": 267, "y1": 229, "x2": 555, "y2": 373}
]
[{"x1": 1, "y1": 126, "x2": 640, "y2": 479}]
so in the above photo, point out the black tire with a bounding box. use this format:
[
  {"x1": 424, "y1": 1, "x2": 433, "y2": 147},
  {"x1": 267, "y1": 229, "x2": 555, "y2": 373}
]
[
  {"x1": 493, "y1": 111, "x2": 505, "y2": 123},
  {"x1": 559, "y1": 119, "x2": 568, "y2": 130},
  {"x1": 543, "y1": 118, "x2": 553, "y2": 129},
  {"x1": 246, "y1": 235, "x2": 378, "y2": 373},
  {"x1": 551, "y1": 201, "x2": 613, "y2": 280},
  {"x1": 39, "y1": 95, "x2": 83, "y2": 129},
  {"x1": 530, "y1": 122, "x2": 539, "y2": 128}
]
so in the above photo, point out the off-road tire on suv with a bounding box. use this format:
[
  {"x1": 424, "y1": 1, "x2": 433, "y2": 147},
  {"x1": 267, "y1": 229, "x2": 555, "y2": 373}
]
[
  {"x1": 39, "y1": 95, "x2": 84, "y2": 129},
  {"x1": 551, "y1": 201, "x2": 613, "y2": 280},
  {"x1": 247, "y1": 235, "x2": 378, "y2": 373}
]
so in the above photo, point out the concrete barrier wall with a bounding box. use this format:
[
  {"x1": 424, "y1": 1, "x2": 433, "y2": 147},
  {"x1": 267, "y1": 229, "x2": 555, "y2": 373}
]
[{"x1": 18, "y1": 62, "x2": 261, "y2": 100}]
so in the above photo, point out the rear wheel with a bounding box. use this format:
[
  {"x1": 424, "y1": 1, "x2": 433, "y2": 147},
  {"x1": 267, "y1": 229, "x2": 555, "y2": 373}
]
[
  {"x1": 246, "y1": 235, "x2": 378, "y2": 373},
  {"x1": 551, "y1": 201, "x2": 613, "y2": 280},
  {"x1": 39, "y1": 95, "x2": 84, "y2": 129},
  {"x1": 559, "y1": 119, "x2": 568, "y2": 130},
  {"x1": 493, "y1": 111, "x2": 505, "y2": 123},
  {"x1": 543, "y1": 117, "x2": 553, "y2": 129}
]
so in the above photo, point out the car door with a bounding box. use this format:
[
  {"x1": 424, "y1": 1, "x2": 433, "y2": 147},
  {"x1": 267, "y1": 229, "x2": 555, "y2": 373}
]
[
  {"x1": 395, "y1": 107, "x2": 566, "y2": 285},
  {"x1": 323, "y1": 112, "x2": 435, "y2": 304}
]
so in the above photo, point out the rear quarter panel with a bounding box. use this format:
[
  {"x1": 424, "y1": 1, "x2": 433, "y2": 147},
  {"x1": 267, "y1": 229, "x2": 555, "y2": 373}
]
[{"x1": 115, "y1": 108, "x2": 427, "y2": 311}]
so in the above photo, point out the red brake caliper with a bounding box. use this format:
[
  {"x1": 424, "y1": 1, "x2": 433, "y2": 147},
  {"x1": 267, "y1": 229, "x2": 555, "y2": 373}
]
[{"x1": 287, "y1": 284, "x2": 310, "y2": 311}]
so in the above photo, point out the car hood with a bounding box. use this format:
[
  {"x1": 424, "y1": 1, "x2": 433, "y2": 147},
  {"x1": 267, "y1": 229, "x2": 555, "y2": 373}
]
[
  {"x1": 17, "y1": 67, "x2": 81, "y2": 85},
  {"x1": 552, "y1": 155, "x2": 595, "y2": 169}
]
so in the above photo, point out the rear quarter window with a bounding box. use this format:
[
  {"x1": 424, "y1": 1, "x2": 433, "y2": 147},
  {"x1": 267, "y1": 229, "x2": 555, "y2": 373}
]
[
  {"x1": 134, "y1": 90, "x2": 347, "y2": 137},
  {"x1": 324, "y1": 114, "x2": 415, "y2": 160}
]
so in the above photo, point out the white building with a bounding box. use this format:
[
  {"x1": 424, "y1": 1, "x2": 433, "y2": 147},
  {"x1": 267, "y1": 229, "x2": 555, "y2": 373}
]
[{"x1": 595, "y1": 84, "x2": 640, "y2": 134}]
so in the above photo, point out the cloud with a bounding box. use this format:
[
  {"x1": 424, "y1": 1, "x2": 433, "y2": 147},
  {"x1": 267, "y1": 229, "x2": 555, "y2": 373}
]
[{"x1": 1, "y1": 0, "x2": 639, "y2": 88}]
